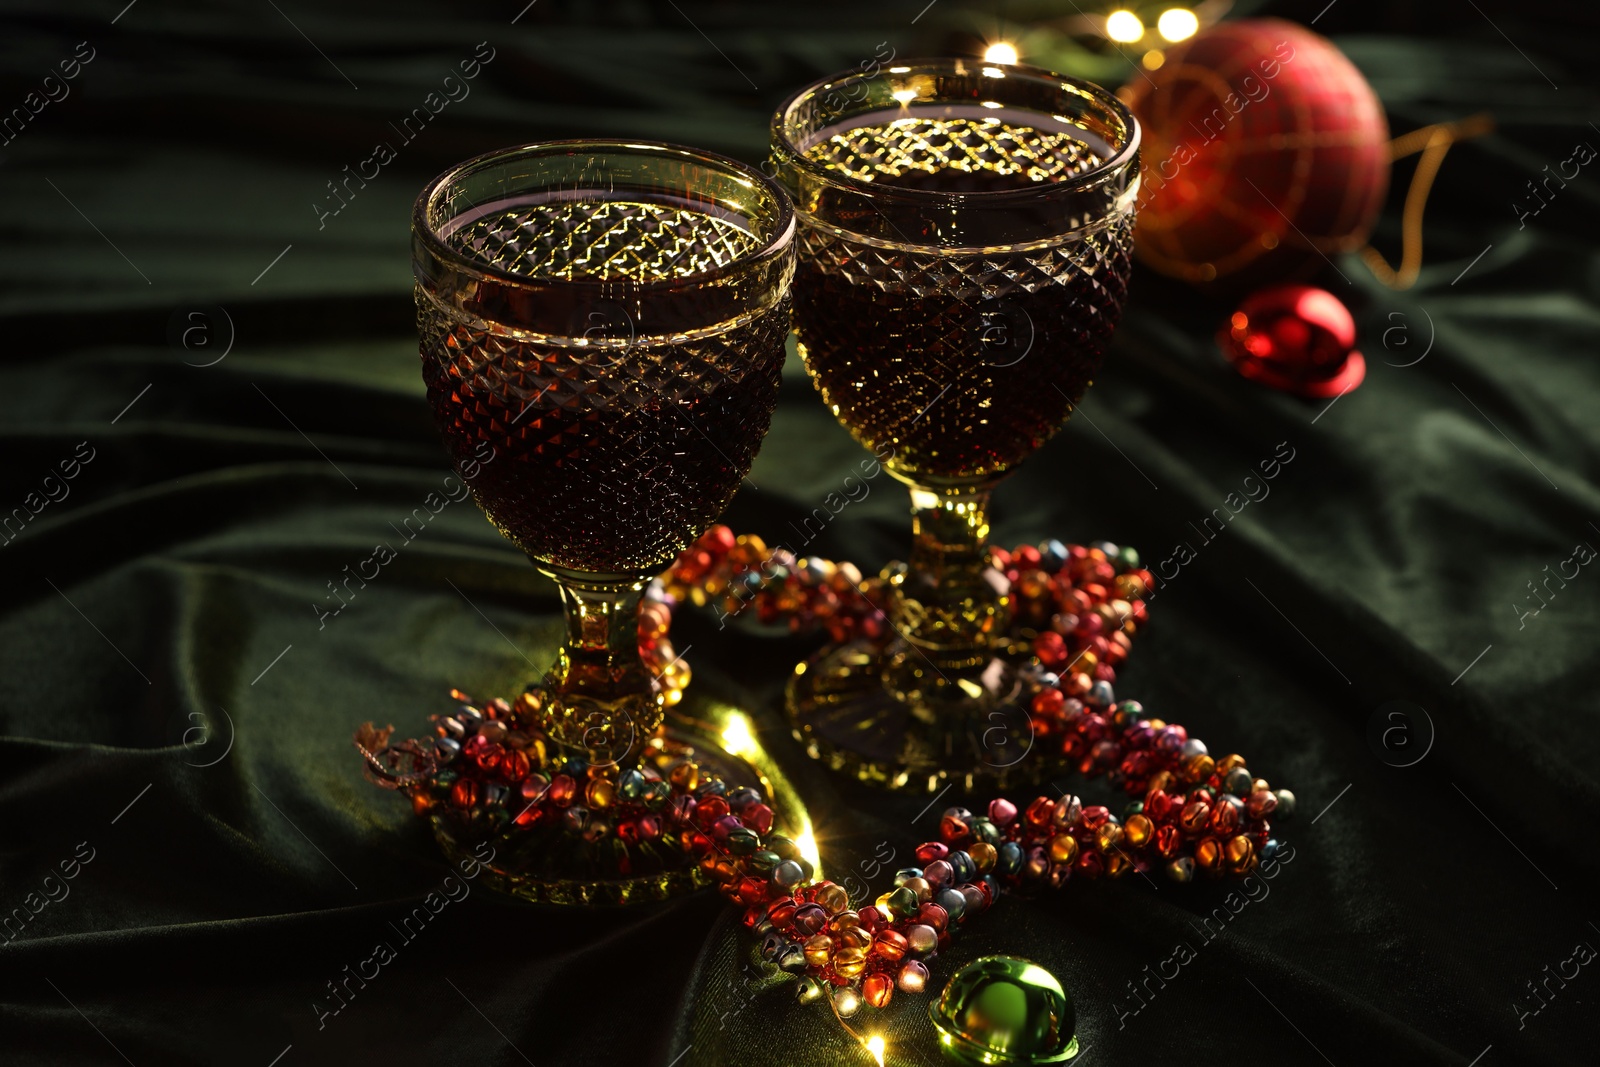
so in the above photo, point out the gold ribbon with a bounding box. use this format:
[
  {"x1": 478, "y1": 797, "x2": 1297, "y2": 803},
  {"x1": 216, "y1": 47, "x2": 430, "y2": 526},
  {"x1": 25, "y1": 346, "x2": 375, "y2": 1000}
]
[{"x1": 1360, "y1": 113, "x2": 1494, "y2": 289}]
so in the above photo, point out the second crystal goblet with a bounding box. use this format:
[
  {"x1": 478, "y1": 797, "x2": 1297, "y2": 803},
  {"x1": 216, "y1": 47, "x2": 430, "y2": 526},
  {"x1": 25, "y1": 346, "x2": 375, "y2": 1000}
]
[
  {"x1": 771, "y1": 59, "x2": 1141, "y2": 791},
  {"x1": 413, "y1": 141, "x2": 798, "y2": 898}
]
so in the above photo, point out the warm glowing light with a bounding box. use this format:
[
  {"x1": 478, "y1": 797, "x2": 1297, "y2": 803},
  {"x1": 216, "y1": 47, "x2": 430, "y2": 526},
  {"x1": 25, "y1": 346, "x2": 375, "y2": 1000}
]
[
  {"x1": 1105, "y1": 10, "x2": 1145, "y2": 42},
  {"x1": 1157, "y1": 7, "x2": 1199, "y2": 41},
  {"x1": 892, "y1": 88, "x2": 919, "y2": 105},
  {"x1": 982, "y1": 41, "x2": 1019, "y2": 65},
  {"x1": 1142, "y1": 49, "x2": 1165, "y2": 70},
  {"x1": 866, "y1": 1035, "x2": 886, "y2": 1066},
  {"x1": 721, "y1": 715, "x2": 756, "y2": 758},
  {"x1": 794, "y1": 828, "x2": 822, "y2": 871},
  {"x1": 981, "y1": 65, "x2": 1006, "y2": 78},
  {"x1": 980, "y1": 100, "x2": 1003, "y2": 109}
]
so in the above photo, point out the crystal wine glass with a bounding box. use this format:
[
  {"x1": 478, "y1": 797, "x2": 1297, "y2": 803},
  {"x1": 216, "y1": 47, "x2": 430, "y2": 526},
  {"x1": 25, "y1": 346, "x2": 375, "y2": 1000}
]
[
  {"x1": 770, "y1": 59, "x2": 1140, "y2": 791},
  {"x1": 414, "y1": 140, "x2": 795, "y2": 774}
]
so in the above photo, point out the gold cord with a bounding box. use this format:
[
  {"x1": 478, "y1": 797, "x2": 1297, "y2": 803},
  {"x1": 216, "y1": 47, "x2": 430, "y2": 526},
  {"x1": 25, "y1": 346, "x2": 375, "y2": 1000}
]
[{"x1": 1361, "y1": 113, "x2": 1494, "y2": 290}]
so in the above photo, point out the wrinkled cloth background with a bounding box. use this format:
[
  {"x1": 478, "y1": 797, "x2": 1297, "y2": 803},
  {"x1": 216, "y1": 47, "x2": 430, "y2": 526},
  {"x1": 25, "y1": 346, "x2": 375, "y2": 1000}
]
[{"x1": 1, "y1": 1, "x2": 1597, "y2": 1064}]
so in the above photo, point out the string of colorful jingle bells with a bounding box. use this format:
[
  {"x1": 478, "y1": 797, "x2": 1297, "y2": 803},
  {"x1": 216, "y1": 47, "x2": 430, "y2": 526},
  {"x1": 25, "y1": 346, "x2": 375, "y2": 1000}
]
[
  {"x1": 720, "y1": 733, "x2": 1294, "y2": 1031},
  {"x1": 355, "y1": 526, "x2": 1159, "y2": 859},
  {"x1": 661, "y1": 526, "x2": 1151, "y2": 696},
  {"x1": 356, "y1": 526, "x2": 1293, "y2": 1055}
]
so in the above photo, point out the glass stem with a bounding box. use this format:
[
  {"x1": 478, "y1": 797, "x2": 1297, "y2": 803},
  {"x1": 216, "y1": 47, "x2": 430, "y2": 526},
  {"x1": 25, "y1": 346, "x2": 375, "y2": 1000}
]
[
  {"x1": 892, "y1": 478, "x2": 1011, "y2": 674},
  {"x1": 534, "y1": 564, "x2": 663, "y2": 767}
]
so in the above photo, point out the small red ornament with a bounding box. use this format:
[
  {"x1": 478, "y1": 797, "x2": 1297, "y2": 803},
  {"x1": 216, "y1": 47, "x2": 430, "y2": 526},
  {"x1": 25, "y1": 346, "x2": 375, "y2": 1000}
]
[{"x1": 1218, "y1": 284, "x2": 1365, "y2": 398}]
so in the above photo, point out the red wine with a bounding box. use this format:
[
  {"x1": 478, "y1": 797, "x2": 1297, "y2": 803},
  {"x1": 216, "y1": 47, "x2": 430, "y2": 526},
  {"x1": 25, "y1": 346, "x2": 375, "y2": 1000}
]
[
  {"x1": 794, "y1": 116, "x2": 1134, "y2": 479},
  {"x1": 419, "y1": 200, "x2": 789, "y2": 574}
]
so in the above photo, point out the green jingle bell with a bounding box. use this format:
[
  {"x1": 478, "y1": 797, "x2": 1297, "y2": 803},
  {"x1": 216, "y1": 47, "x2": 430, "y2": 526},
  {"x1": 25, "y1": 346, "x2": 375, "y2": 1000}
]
[{"x1": 930, "y1": 955, "x2": 1078, "y2": 1066}]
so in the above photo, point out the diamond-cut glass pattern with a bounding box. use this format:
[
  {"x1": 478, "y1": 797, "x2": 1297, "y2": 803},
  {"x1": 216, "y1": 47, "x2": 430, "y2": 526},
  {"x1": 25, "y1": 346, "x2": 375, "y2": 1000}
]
[
  {"x1": 809, "y1": 117, "x2": 1099, "y2": 189},
  {"x1": 447, "y1": 201, "x2": 761, "y2": 282},
  {"x1": 419, "y1": 199, "x2": 788, "y2": 573},
  {"x1": 794, "y1": 119, "x2": 1134, "y2": 479},
  {"x1": 421, "y1": 294, "x2": 789, "y2": 574}
]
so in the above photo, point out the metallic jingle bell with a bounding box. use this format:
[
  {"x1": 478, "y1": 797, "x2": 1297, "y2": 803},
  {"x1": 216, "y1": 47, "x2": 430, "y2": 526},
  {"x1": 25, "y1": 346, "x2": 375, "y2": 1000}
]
[
  {"x1": 776, "y1": 943, "x2": 809, "y2": 974},
  {"x1": 725, "y1": 786, "x2": 762, "y2": 811},
  {"x1": 930, "y1": 955, "x2": 1078, "y2": 1066},
  {"x1": 760, "y1": 931, "x2": 789, "y2": 962}
]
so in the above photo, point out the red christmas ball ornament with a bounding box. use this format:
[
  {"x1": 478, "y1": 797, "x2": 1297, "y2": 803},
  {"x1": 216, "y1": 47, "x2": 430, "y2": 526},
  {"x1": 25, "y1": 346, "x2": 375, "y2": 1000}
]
[
  {"x1": 1218, "y1": 284, "x2": 1365, "y2": 398},
  {"x1": 1122, "y1": 18, "x2": 1389, "y2": 288}
]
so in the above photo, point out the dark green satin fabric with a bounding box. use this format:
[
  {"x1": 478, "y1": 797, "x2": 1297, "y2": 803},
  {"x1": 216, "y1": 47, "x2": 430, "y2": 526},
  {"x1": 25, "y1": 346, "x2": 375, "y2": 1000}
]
[{"x1": 1, "y1": 2, "x2": 1596, "y2": 1064}]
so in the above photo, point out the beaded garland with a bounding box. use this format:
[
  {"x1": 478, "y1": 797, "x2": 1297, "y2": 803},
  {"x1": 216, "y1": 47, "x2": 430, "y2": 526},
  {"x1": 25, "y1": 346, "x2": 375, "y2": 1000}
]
[
  {"x1": 356, "y1": 524, "x2": 1294, "y2": 1034},
  {"x1": 653, "y1": 527, "x2": 1290, "y2": 1027},
  {"x1": 714, "y1": 689, "x2": 1295, "y2": 1023},
  {"x1": 354, "y1": 693, "x2": 785, "y2": 902},
  {"x1": 665, "y1": 525, "x2": 1154, "y2": 693},
  {"x1": 356, "y1": 526, "x2": 1159, "y2": 876}
]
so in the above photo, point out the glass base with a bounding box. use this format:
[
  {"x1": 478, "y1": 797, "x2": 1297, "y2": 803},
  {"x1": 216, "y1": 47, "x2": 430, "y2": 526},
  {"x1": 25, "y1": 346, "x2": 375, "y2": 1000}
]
[
  {"x1": 786, "y1": 636, "x2": 1060, "y2": 793},
  {"x1": 430, "y1": 694, "x2": 814, "y2": 907}
]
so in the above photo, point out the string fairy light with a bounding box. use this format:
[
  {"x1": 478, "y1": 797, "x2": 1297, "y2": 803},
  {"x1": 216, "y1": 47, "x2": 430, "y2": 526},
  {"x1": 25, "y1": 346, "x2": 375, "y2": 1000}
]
[
  {"x1": 1105, "y1": 10, "x2": 1144, "y2": 42},
  {"x1": 1157, "y1": 7, "x2": 1199, "y2": 41},
  {"x1": 982, "y1": 40, "x2": 1019, "y2": 64}
]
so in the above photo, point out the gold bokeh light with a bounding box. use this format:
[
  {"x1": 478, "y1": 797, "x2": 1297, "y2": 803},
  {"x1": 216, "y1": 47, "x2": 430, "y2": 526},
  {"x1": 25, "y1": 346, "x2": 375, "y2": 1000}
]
[
  {"x1": 1157, "y1": 8, "x2": 1200, "y2": 41},
  {"x1": 982, "y1": 41, "x2": 1019, "y2": 65},
  {"x1": 1106, "y1": 10, "x2": 1145, "y2": 42}
]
